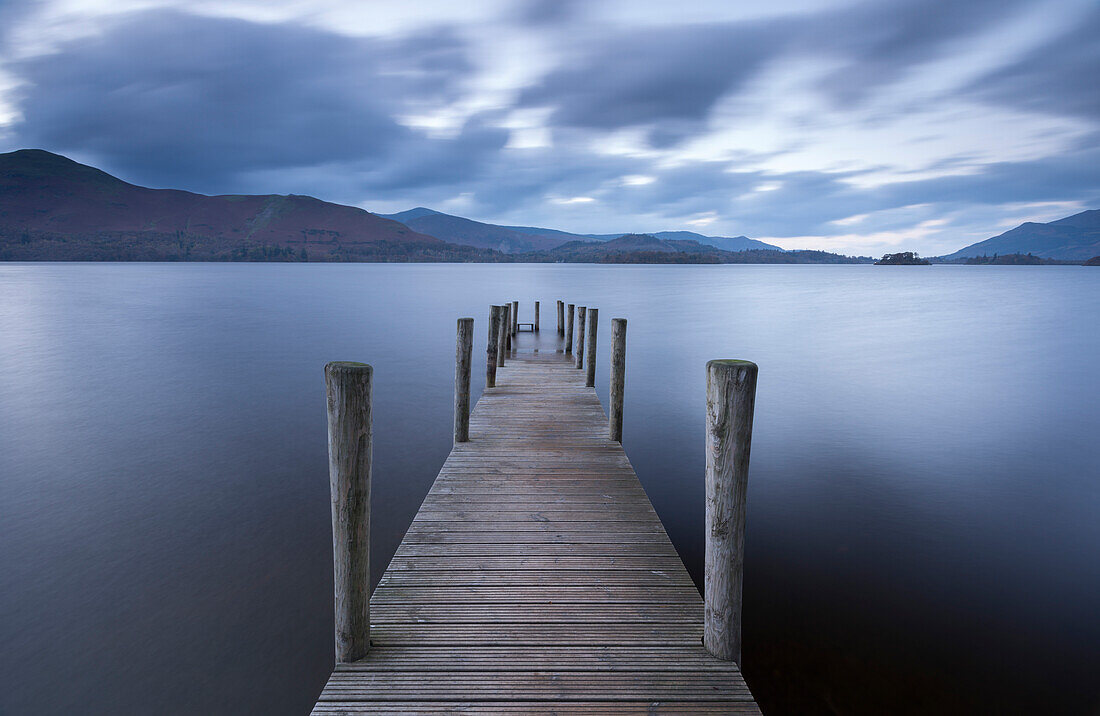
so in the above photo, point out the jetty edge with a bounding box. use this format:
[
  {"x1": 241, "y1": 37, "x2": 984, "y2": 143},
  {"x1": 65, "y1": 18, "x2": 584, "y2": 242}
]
[{"x1": 313, "y1": 300, "x2": 761, "y2": 714}]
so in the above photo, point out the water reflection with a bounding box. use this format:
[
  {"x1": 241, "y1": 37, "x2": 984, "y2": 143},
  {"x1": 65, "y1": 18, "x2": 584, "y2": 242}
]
[{"x1": 0, "y1": 263, "x2": 1097, "y2": 714}]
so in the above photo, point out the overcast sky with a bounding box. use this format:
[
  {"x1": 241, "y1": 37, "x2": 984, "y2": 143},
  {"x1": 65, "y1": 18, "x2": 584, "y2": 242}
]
[{"x1": 1, "y1": 0, "x2": 1097, "y2": 254}]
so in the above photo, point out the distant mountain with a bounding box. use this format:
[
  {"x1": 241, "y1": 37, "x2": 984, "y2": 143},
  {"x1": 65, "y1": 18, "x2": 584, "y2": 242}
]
[
  {"x1": 386, "y1": 208, "x2": 782, "y2": 252},
  {"x1": 0, "y1": 149, "x2": 466, "y2": 261},
  {"x1": 536, "y1": 234, "x2": 863, "y2": 264},
  {"x1": 384, "y1": 207, "x2": 440, "y2": 222},
  {"x1": 381, "y1": 208, "x2": 572, "y2": 253},
  {"x1": 649, "y1": 231, "x2": 781, "y2": 252},
  {"x1": 942, "y1": 209, "x2": 1100, "y2": 261},
  {"x1": 502, "y1": 224, "x2": 596, "y2": 243}
]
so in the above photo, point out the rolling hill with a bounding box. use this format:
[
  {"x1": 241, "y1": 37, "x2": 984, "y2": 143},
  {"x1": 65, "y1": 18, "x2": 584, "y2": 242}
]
[
  {"x1": 648, "y1": 231, "x2": 781, "y2": 252},
  {"x1": 381, "y1": 208, "x2": 572, "y2": 253},
  {"x1": 941, "y1": 209, "x2": 1100, "y2": 261},
  {"x1": 0, "y1": 149, "x2": 471, "y2": 261},
  {"x1": 385, "y1": 208, "x2": 783, "y2": 253},
  {"x1": 534, "y1": 234, "x2": 863, "y2": 264}
]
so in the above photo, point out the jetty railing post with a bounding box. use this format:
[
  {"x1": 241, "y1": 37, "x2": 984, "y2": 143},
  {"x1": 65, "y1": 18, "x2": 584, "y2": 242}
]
[
  {"x1": 512, "y1": 301, "x2": 518, "y2": 336},
  {"x1": 557, "y1": 300, "x2": 564, "y2": 336},
  {"x1": 703, "y1": 359, "x2": 759, "y2": 666},
  {"x1": 497, "y1": 304, "x2": 508, "y2": 367},
  {"x1": 454, "y1": 317, "x2": 474, "y2": 443},
  {"x1": 575, "y1": 306, "x2": 587, "y2": 369},
  {"x1": 609, "y1": 318, "x2": 627, "y2": 442},
  {"x1": 535, "y1": 301, "x2": 540, "y2": 332},
  {"x1": 565, "y1": 304, "x2": 575, "y2": 353},
  {"x1": 486, "y1": 306, "x2": 501, "y2": 387},
  {"x1": 324, "y1": 361, "x2": 373, "y2": 664},
  {"x1": 585, "y1": 308, "x2": 598, "y2": 387}
]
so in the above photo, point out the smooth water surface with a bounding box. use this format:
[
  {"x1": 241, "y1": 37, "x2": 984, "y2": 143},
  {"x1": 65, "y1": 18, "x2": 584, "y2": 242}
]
[{"x1": 1, "y1": 263, "x2": 1097, "y2": 714}]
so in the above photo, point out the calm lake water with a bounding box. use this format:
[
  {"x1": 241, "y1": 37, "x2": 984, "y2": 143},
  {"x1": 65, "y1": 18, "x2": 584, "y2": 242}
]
[{"x1": 1, "y1": 262, "x2": 1098, "y2": 715}]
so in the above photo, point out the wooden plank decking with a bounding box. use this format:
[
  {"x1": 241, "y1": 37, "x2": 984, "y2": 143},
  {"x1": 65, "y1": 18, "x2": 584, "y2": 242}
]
[{"x1": 312, "y1": 348, "x2": 760, "y2": 714}]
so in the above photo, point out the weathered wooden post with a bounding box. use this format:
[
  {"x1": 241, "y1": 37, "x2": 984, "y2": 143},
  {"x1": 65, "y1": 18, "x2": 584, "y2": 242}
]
[
  {"x1": 497, "y1": 305, "x2": 508, "y2": 367},
  {"x1": 454, "y1": 317, "x2": 473, "y2": 443},
  {"x1": 703, "y1": 359, "x2": 758, "y2": 666},
  {"x1": 585, "y1": 308, "x2": 598, "y2": 387},
  {"x1": 324, "y1": 361, "x2": 373, "y2": 664},
  {"x1": 609, "y1": 318, "x2": 626, "y2": 442},
  {"x1": 565, "y1": 304, "x2": 575, "y2": 353},
  {"x1": 486, "y1": 306, "x2": 501, "y2": 387},
  {"x1": 512, "y1": 301, "x2": 519, "y2": 336},
  {"x1": 575, "y1": 306, "x2": 586, "y2": 369},
  {"x1": 557, "y1": 300, "x2": 565, "y2": 336},
  {"x1": 534, "y1": 301, "x2": 540, "y2": 332},
  {"x1": 502, "y1": 303, "x2": 512, "y2": 354}
]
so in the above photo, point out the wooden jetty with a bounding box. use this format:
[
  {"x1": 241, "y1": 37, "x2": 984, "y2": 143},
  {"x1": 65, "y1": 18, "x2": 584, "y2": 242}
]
[{"x1": 314, "y1": 303, "x2": 760, "y2": 714}]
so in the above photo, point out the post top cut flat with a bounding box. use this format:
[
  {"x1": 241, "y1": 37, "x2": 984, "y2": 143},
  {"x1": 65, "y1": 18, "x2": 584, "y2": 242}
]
[
  {"x1": 325, "y1": 361, "x2": 373, "y2": 375},
  {"x1": 707, "y1": 359, "x2": 758, "y2": 371}
]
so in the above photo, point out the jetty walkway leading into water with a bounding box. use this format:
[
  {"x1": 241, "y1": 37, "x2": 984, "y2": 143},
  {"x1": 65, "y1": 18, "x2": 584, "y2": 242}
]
[{"x1": 312, "y1": 301, "x2": 761, "y2": 714}]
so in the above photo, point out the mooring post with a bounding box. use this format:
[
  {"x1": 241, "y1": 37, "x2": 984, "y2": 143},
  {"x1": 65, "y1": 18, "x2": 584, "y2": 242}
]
[
  {"x1": 585, "y1": 308, "x2": 598, "y2": 387},
  {"x1": 487, "y1": 306, "x2": 501, "y2": 387},
  {"x1": 575, "y1": 306, "x2": 587, "y2": 369},
  {"x1": 557, "y1": 300, "x2": 564, "y2": 336},
  {"x1": 502, "y1": 303, "x2": 512, "y2": 353},
  {"x1": 703, "y1": 359, "x2": 758, "y2": 666},
  {"x1": 609, "y1": 318, "x2": 627, "y2": 442},
  {"x1": 534, "y1": 301, "x2": 540, "y2": 332},
  {"x1": 565, "y1": 304, "x2": 575, "y2": 353},
  {"x1": 324, "y1": 361, "x2": 373, "y2": 664},
  {"x1": 454, "y1": 317, "x2": 474, "y2": 443},
  {"x1": 512, "y1": 301, "x2": 519, "y2": 336},
  {"x1": 497, "y1": 304, "x2": 508, "y2": 367}
]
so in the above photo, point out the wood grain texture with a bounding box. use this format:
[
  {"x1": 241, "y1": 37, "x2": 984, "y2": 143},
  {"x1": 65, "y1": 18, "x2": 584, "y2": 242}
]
[
  {"x1": 324, "y1": 361, "x2": 373, "y2": 663},
  {"x1": 609, "y1": 318, "x2": 627, "y2": 442},
  {"x1": 585, "y1": 307, "x2": 598, "y2": 387},
  {"x1": 556, "y1": 300, "x2": 564, "y2": 336},
  {"x1": 703, "y1": 359, "x2": 758, "y2": 665},
  {"x1": 453, "y1": 318, "x2": 474, "y2": 443},
  {"x1": 313, "y1": 350, "x2": 759, "y2": 713},
  {"x1": 565, "y1": 304, "x2": 574, "y2": 353},
  {"x1": 534, "y1": 301, "x2": 540, "y2": 332},
  {"x1": 575, "y1": 306, "x2": 587, "y2": 369},
  {"x1": 486, "y1": 306, "x2": 501, "y2": 388}
]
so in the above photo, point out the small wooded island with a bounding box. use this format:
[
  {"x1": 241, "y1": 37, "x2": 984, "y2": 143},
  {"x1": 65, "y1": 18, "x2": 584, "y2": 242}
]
[{"x1": 875, "y1": 251, "x2": 931, "y2": 265}]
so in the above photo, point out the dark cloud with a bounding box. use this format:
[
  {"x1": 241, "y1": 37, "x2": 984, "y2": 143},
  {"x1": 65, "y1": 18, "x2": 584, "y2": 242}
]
[
  {"x1": 516, "y1": 0, "x2": 583, "y2": 26},
  {"x1": 813, "y1": 0, "x2": 1032, "y2": 105},
  {"x1": 484, "y1": 145, "x2": 1100, "y2": 241},
  {"x1": 519, "y1": 0, "x2": 1042, "y2": 144},
  {"x1": 966, "y1": 6, "x2": 1100, "y2": 120},
  {"x1": 719, "y1": 146, "x2": 1100, "y2": 238},
  {"x1": 520, "y1": 22, "x2": 788, "y2": 137},
  {"x1": 10, "y1": 10, "x2": 478, "y2": 190},
  {"x1": 357, "y1": 114, "x2": 510, "y2": 193},
  {"x1": 870, "y1": 145, "x2": 1100, "y2": 209}
]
